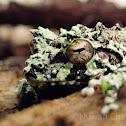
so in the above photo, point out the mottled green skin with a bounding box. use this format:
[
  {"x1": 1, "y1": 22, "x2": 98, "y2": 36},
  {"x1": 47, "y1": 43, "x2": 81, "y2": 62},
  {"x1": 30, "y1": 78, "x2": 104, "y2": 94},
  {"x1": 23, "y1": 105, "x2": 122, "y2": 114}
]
[
  {"x1": 23, "y1": 23, "x2": 126, "y2": 86},
  {"x1": 17, "y1": 22, "x2": 126, "y2": 113}
]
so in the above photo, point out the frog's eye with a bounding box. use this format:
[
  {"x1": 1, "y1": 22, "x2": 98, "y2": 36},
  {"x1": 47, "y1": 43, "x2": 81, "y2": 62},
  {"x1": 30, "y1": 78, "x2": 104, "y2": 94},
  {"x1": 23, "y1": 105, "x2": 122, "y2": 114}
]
[{"x1": 66, "y1": 39, "x2": 94, "y2": 64}]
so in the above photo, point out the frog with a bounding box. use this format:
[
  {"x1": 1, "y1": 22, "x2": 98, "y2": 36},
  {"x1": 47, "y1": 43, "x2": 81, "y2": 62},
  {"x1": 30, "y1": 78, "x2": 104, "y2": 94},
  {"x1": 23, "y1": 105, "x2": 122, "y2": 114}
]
[{"x1": 16, "y1": 22, "x2": 126, "y2": 114}]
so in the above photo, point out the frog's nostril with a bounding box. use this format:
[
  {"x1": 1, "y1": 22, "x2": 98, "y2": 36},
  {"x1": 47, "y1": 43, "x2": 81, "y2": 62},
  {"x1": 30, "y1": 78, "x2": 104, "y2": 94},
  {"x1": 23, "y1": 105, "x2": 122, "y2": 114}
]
[{"x1": 66, "y1": 39, "x2": 94, "y2": 64}]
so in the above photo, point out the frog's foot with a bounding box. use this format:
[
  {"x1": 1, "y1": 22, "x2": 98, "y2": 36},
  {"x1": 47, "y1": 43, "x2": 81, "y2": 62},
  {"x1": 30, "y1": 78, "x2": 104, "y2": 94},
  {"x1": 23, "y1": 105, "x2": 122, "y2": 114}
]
[
  {"x1": 81, "y1": 66, "x2": 126, "y2": 114},
  {"x1": 16, "y1": 78, "x2": 38, "y2": 109}
]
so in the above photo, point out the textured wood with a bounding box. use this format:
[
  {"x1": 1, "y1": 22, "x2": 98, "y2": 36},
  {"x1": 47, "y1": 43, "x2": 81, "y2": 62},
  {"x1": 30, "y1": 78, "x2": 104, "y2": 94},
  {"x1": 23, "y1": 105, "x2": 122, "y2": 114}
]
[
  {"x1": 0, "y1": 56, "x2": 27, "y2": 111},
  {"x1": 0, "y1": 25, "x2": 32, "y2": 58},
  {"x1": 0, "y1": 90, "x2": 126, "y2": 126},
  {"x1": 1, "y1": 0, "x2": 126, "y2": 29}
]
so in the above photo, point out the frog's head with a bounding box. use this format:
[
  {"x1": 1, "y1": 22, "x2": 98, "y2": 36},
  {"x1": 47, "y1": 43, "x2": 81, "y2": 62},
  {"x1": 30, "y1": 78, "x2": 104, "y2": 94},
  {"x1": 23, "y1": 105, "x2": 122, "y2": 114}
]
[{"x1": 23, "y1": 22, "x2": 124, "y2": 88}]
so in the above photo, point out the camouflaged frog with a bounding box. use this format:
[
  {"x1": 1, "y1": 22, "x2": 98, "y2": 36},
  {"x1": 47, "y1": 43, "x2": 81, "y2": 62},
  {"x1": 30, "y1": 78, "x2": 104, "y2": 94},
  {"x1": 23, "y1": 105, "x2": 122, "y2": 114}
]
[{"x1": 17, "y1": 22, "x2": 126, "y2": 114}]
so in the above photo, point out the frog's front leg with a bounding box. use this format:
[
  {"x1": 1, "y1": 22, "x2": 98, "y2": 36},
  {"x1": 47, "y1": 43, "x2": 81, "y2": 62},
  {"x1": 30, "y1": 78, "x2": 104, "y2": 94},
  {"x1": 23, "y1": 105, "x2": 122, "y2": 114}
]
[
  {"x1": 101, "y1": 85, "x2": 119, "y2": 114},
  {"x1": 16, "y1": 78, "x2": 38, "y2": 109},
  {"x1": 81, "y1": 66, "x2": 126, "y2": 114}
]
